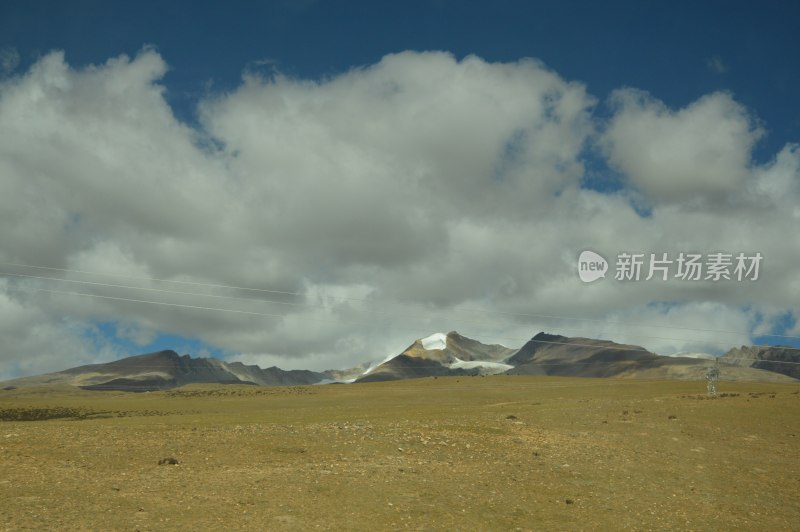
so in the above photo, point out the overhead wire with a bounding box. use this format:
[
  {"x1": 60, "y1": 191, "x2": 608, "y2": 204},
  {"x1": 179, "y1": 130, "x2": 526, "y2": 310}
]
[
  {"x1": 2, "y1": 261, "x2": 799, "y2": 369},
  {"x1": 21, "y1": 286, "x2": 800, "y2": 360},
  {"x1": 0, "y1": 261, "x2": 800, "y2": 340},
  {"x1": 5, "y1": 269, "x2": 791, "y2": 349}
]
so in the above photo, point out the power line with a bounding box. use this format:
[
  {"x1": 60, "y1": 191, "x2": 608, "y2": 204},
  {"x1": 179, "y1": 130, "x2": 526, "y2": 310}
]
[
  {"x1": 32, "y1": 288, "x2": 289, "y2": 319},
  {"x1": 1, "y1": 271, "x2": 305, "y2": 308},
  {"x1": 0, "y1": 261, "x2": 305, "y2": 297},
  {"x1": 5, "y1": 270, "x2": 782, "y2": 349},
  {"x1": 24, "y1": 286, "x2": 800, "y2": 357},
  {"x1": 3, "y1": 261, "x2": 799, "y2": 341}
]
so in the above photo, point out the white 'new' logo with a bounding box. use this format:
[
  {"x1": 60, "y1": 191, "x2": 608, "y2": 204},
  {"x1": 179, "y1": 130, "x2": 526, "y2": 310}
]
[{"x1": 578, "y1": 250, "x2": 608, "y2": 283}]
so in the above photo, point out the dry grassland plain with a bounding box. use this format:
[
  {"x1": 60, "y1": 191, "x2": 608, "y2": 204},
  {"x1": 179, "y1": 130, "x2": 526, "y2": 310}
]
[{"x1": 1, "y1": 376, "x2": 799, "y2": 530}]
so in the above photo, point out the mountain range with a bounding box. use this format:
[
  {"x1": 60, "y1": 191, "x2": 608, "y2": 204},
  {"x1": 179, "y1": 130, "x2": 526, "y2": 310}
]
[
  {"x1": 356, "y1": 332, "x2": 515, "y2": 382},
  {"x1": 2, "y1": 350, "x2": 325, "y2": 391},
  {"x1": 2, "y1": 331, "x2": 797, "y2": 391}
]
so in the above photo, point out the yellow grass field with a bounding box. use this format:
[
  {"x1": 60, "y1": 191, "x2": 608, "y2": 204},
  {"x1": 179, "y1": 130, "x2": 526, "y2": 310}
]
[{"x1": 1, "y1": 376, "x2": 798, "y2": 530}]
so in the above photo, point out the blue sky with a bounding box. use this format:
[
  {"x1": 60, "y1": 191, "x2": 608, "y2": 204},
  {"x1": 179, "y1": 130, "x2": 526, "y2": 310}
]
[
  {"x1": 0, "y1": 1, "x2": 798, "y2": 376},
  {"x1": 3, "y1": 0, "x2": 798, "y2": 155}
]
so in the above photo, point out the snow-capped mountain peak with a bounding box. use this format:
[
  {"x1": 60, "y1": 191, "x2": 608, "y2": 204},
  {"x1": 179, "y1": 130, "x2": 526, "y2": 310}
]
[{"x1": 421, "y1": 332, "x2": 448, "y2": 351}]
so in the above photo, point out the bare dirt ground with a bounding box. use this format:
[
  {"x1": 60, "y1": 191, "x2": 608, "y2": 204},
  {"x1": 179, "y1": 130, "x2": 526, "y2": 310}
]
[{"x1": 1, "y1": 376, "x2": 798, "y2": 531}]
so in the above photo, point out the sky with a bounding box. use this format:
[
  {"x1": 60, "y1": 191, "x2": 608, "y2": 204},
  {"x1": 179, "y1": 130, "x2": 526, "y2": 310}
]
[{"x1": 1, "y1": 0, "x2": 799, "y2": 379}]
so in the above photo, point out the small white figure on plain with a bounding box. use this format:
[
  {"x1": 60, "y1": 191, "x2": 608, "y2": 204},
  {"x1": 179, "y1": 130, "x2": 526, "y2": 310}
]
[{"x1": 706, "y1": 366, "x2": 720, "y2": 397}]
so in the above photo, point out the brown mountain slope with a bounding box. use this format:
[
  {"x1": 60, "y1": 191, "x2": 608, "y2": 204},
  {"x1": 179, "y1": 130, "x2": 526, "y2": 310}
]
[
  {"x1": 506, "y1": 333, "x2": 797, "y2": 382},
  {"x1": 507, "y1": 332, "x2": 669, "y2": 377},
  {"x1": 357, "y1": 332, "x2": 515, "y2": 383},
  {"x1": 2, "y1": 350, "x2": 325, "y2": 391},
  {"x1": 720, "y1": 345, "x2": 800, "y2": 380}
]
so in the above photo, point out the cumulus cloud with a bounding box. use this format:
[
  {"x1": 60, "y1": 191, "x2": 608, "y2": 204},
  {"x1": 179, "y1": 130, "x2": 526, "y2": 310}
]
[
  {"x1": 602, "y1": 89, "x2": 763, "y2": 207},
  {"x1": 0, "y1": 279, "x2": 121, "y2": 380},
  {"x1": 0, "y1": 49, "x2": 798, "y2": 377}
]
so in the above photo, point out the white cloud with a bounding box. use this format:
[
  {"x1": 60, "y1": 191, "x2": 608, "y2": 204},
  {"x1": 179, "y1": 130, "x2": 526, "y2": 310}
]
[
  {"x1": 0, "y1": 49, "x2": 798, "y2": 377},
  {"x1": 0, "y1": 279, "x2": 120, "y2": 380},
  {"x1": 602, "y1": 89, "x2": 763, "y2": 207},
  {"x1": 750, "y1": 143, "x2": 800, "y2": 210}
]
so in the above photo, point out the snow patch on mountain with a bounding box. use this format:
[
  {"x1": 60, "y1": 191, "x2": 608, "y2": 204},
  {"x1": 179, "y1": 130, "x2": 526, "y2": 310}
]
[
  {"x1": 669, "y1": 352, "x2": 717, "y2": 360},
  {"x1": 314, "y1": 377, "x2": 359, "y2": 384},
  {"x1": 449, "y1": 358, "x2": 513, "y2": 374},
  {"x1": 421, "y1": 332, "x2": 447, "y2": 351},
  {"x1": 360, "y1": 352, "x2": 398, "y2": 377}
]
